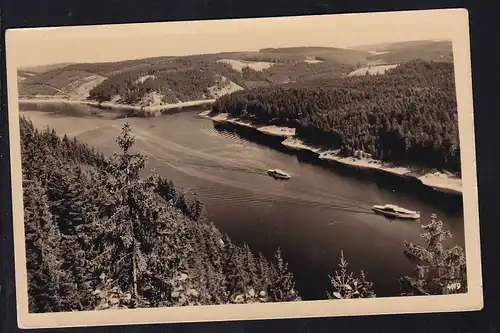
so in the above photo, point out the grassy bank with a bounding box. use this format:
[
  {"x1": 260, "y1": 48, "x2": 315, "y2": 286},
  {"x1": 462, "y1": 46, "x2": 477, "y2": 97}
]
[{"x1": 201, "y1": 111, "x2": 462, "y2": 196}]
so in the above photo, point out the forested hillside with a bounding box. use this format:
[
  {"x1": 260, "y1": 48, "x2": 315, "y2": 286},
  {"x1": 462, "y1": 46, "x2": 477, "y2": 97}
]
[
  {"x1": 21, "y1": 118, "x2": 300, "y2": 313},
  {"x1": 211, "y1": 60, "x2": 460, "y2": 173},
  {"x1": 18, "y1": 40, "x2": 452, "y2": 106},
  {"x1": 18, "y1": 52, "x2": 355, "y2": 104}
]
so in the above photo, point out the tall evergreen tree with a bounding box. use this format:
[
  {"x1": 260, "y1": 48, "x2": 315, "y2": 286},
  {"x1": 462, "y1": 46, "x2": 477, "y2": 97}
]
[
  {"x1": 268, "y1": 248, "x2": 301, "y2": 302},
  {"x1": 400, "y1": 214, "x2": 467, "y2": 295},
  {"x1": 326, "y1": 250, "x2": 375, "y2": 299},
  {"x1": 92, "y1": 122, "x2": 154, "y2": 307},
  {"x1": 24, "y1": 178, "x2": 69, "y2": 312}
]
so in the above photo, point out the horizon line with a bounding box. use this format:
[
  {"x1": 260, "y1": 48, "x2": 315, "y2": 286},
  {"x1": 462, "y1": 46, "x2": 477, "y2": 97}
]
[{"x1": 17, "y1": 38, "x2": 451, "y2": 69}]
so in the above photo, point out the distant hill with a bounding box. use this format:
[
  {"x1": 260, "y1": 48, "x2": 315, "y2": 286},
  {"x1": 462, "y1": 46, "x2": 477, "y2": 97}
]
[
  {"x1": 349, "y1": 40, "x2": 453, "y2": 63},
  {"x1": 351, "y1": 40, "x2": 450, "y2": 51},
  {"x1": 17, "y1": 70, "x2": 39, "y2": 83},
  {"x1": 17, "y1": 40, "x2": 454, "y2": 107},
  {"x1": 17, "y1": 52, "x2": 355, "y2": 104},
  {"x1": 259, "y1": 46, "x2": 371, "y2": 66},
  {"x1": 18, "y1": 62, "x2": 76, "y2": 74}
]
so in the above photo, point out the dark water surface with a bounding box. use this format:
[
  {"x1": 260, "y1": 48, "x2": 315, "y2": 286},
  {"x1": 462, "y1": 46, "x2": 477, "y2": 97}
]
[{"x1": 20, "y1": 103, "x2": 465, "y2": 299}]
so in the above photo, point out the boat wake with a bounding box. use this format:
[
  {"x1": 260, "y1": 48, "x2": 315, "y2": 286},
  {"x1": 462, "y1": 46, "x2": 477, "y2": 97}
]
[
  {"x1": 132, "y1": 137, "x2": 370, "y2": 215},
  {"x1": 65, "y1": 122, "x2": 373, "y2": 216}
]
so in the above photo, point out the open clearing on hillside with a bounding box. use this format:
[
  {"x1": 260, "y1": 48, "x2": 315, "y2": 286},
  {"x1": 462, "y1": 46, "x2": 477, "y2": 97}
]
[
  {"x1": 66, "y1": 75, "x2": 107, "y2": 99},
  {"x1": 368, "y1": 50, "x2": 390, "y2": 55},
  {"x1": 348, "y1": 64, "x2": 399, "y2": 77},
  {"x1": 207, "y1": 76, "x2": 244, "y2": 98},
  {"x1": 304, "y1": 59, "x2": 323, "y2": 64},
  {"x1": 135, "y1": 75, "x2": 156, "y2": 84},
  {"x1": 217, "y1": 59, "x2": 274, "y2": 72},
  {"x1": 18, "y1": 72, "x2": 36, "y2": 81},
  {"x1": 303, "y1": 56, "x2": 323, "y2": 64}
]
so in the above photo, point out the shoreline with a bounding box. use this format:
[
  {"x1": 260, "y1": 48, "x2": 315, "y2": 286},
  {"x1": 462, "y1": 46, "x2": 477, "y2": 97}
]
[
  {"x1": 19, "y1": 97, "x2": 216, "y2": 116},
  {"x1": 17, "y1": 100, "x2": 463, "y2": 197},
  {"x1": 201, "y1": 111, "x2": 463, "y2": 197}
]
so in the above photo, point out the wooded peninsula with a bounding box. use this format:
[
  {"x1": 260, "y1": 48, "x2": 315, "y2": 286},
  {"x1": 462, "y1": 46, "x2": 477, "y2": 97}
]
[{"x1": 210, "y1": 61, "x2": 460, "y2": 174}]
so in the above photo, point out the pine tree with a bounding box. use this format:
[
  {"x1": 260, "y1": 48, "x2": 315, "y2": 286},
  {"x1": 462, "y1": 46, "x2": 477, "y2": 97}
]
[
  {"x1": 24, "y1": 178, "x2": 68, "y2": 312},
  {"x1": 400, "y1": 213, "x2": 467, "y2": 295},
  {"x1": 326, "y1": 250, "x2": 375, "y2": 299},
  {"x1": 201, "y1": 227, "x2": 228, "y2": 303},
  {"x1": 224, "y1": 247, "x2": 248, "y2": 303},
  {"x1": 95, "y1": 122, "x2": 151, "y2": 307},
  {"x1": 242, "y1": 243, "x2": 259, "y2": 287},
  {"x1": 268, "y1": 248, "x2": 301, "y2": 302},
  {"x1": 255, "y1": 253, "x2": 272, "y2": 302}
]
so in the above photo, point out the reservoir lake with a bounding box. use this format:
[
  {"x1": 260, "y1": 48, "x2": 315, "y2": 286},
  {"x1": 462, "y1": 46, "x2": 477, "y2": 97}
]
[{"x1": 19, "y1": 102, "x2": 465, "y2": 300}]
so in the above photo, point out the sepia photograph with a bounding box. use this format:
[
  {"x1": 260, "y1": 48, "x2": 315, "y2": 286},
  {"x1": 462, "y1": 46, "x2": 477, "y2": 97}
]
[{"x1": 6, "y1": 8, "x2": 482, "y2": 329}]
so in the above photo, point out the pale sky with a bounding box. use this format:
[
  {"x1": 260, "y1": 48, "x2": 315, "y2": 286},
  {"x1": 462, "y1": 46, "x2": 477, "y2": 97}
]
[{"x1": 6, "y1": 9, "x2": 461, "y2": 68}]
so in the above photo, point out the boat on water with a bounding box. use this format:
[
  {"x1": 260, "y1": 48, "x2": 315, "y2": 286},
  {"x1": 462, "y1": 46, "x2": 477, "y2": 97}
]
[
  {"x1": 266, "y1": 169, "x2": 292, "y2": 180},
  {"x1": 372, "y1": 204, "x2": 420, "y2": 219}
]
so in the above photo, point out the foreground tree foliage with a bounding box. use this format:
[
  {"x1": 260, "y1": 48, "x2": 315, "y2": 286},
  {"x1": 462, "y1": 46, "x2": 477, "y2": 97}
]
[
  {"x1": 326, "y1": 250, "x2": 376, "y2": 299},
  {"x1": 23, "y1": 179, "x2": 76, "y2": 312},
  {"x1": 400, "y1": 214, "x2": 467, "y2": 296},
  {"x1": 325, "y1": 213, "x2": 466, "y2": 299},
  {"x1": 21, "y1": 118, "x2": 301, "y2": 313},
  {"x1": 211, "y1": 60, "x2": 460, "y2": 173}
]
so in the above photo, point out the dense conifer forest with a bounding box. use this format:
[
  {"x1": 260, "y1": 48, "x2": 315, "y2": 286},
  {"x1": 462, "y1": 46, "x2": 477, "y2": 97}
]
[
  {"x1": 21, "y1": 116, "x2": 467, "y2": 312},
  {"x1": 88, "y1": 60, "x2": 241, "y2": 103},
  {"x1": 21, "y1": 118, "x2": 300, "y2": 312},
  {"x1": 210, "y1": 60, "x2": 461, "y2": 173},
  {"x1": 86, "y1": 58, "x2": 354, "y2": 104}
]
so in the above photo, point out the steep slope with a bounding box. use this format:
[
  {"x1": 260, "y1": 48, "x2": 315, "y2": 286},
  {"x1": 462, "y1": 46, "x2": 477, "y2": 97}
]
[{"x1": 20, "y1": 117, "x2": 301, "y2": 312}]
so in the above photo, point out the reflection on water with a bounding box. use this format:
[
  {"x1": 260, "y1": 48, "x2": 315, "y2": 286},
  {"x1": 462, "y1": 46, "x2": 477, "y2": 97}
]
[
  {"x1": 19, "y1": 101, "x2": 128, "y2": 119},
  {"x1": 20, "y1": 103, "x2": 466, "y2": 299}
]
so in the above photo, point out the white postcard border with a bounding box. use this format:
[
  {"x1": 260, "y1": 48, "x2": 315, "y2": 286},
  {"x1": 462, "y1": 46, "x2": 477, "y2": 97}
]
[{"x1": 5, "y1": 8, "x2": 483, "y2": 329}]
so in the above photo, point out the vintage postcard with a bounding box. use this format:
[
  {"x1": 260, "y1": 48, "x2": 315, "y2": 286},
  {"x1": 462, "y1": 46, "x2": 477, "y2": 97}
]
[{"x1": 5, "y1": 8, "x2": 482, "y2": 329}]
